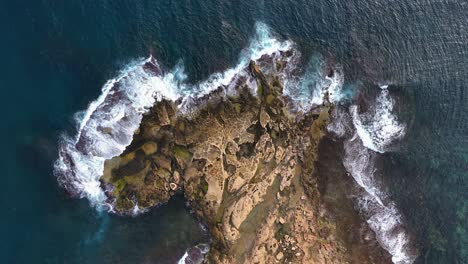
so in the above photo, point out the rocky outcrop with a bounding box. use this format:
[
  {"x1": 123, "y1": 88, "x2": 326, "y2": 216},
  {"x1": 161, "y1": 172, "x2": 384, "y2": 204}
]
[{"x1": 100, "y1": 56, "x2": 391, "y2": 263}]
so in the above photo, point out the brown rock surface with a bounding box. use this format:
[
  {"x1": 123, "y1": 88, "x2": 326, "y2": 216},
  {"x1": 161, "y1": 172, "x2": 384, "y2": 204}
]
[{"x1": 100, "y1": 58, "x2": 391, "y2": 263}]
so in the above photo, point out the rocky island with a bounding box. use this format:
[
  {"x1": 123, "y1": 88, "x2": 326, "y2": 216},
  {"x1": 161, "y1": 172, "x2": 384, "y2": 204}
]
[{"x1": 98, "y1": 51, "x2": 392, "y2": 263}]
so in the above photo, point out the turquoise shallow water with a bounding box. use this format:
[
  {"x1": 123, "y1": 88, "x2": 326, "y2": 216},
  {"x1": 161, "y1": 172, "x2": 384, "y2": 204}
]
[{"x1": 0, "y1": 1, "x2": 466, "y2": 263}]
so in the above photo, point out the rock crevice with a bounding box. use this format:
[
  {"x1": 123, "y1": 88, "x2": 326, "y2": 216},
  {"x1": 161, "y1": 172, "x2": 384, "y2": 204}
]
[{"x1": 101, "y1": 58, "x2": 391, "y2": 263}]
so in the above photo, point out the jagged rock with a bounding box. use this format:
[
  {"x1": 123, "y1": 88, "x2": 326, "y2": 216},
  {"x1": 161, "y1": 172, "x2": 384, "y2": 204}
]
[
  {"x1": 100, "y1": 57, "x2": 392, "y2": 264},
  {"x1": 279, "y1": 217, "x2": 286, "y2": 225}
]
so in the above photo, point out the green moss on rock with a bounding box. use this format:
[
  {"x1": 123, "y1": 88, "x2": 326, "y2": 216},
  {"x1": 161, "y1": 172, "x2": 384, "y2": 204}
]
[{"x1": 173, "y1": 145, "x2": 193, "y2": 168}]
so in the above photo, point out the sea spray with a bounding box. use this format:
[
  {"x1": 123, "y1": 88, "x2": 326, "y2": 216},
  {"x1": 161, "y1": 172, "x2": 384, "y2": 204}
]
[
  {"x1": 328, "y1": 85, "x2": 417, "y2": 264},
  {"x1": 54, "y1": 23, "x2": 296, "y2": 210},
  {"x1": 179, "y1": 22, "x2": 293, "y2": 109},
  {"x1": 55, "y1": 57, "x2": 180, "y2": 210},
  {"x1": 282, "y1": 54, "x2": 345, "y2": 111},
  {"x1": 343, "y1": 131, "x2": 416, "y2": 264},
  {"x1": 351, "y1": 85, "x2": 406, "y2": 153},
  {"x1": 177, "y1": 244, "x2": 210, "y2": 264},
  {"x1": 53, "y1": 22, "x2": 415, "y2": 263}
]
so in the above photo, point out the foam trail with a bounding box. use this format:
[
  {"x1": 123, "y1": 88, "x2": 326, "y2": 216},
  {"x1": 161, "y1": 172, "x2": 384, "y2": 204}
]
[
  {"x1": 328, "y1": 86, "x2": 416, "y2": 263},
  {"x1": 343, "y1": 133, "x2": 416, "y2": 264}
]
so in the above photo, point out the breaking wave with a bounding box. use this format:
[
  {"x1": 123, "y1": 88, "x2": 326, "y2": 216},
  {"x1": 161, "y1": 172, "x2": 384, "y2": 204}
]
[
  {"x1": 177, "y1": 244, "x2": 210, "y2": 264},
  {"x1": 328, "y1": 85, "x2": 416, "y2": 264},
  {"x1": 54, "y1": 22, "x2": 299, "y2": 210},
  {"x1": 343, "y1": 132, "x2": 416, "y2": 264},
  {"x1": 54, "y1": 21, "x2": 414, "y2": 263},
  {"x1": 54, "y1": 57, "x2": 180, "y2": 210},
  {"x1": 282, "y1": 54, "x2": 346, "y2": 111},
  {"x1": 351, "y1": 85, "x2": 406, "y2": 153},
  {"x1": 178, "y1": 22, "x2": 293, "y2": 110}
]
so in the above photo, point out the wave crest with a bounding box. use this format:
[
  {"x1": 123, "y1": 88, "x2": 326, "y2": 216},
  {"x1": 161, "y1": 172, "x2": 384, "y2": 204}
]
[
  {"x1": 282, "y1": 54, "x2": 346, "y2": 111},
  {"x1": 351, "y1": 85, "x2": 406, "y2": 153},
  {"x1": 328, "y1": 85, "x2": 417, "y2": 263},
  {"x1": 54, "y1": 58, "x2": 179, "y2": 210},
  {"x1": 54, "y1": 23, "x2": 414, "y2": 264},
  {"x1": 54, "y1": 23, "x2": 297, "y2": 210}
]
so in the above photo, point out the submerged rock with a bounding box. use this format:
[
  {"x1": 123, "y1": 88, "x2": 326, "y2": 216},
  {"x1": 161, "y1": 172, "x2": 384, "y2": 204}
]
[{"x1": 101, "y1": 58, "x2": 391, "y2": 263}]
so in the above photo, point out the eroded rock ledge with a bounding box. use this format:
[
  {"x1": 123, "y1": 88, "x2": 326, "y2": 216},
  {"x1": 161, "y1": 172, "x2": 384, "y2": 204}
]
[{"x1": 101, "y1": 57, "x2": 391, "y2": 263}]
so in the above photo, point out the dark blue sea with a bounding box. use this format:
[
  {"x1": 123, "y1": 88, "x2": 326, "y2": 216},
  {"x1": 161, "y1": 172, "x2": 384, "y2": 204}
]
[{"x1": 0, "y1": 1, "x2": 466, "y2": 263}]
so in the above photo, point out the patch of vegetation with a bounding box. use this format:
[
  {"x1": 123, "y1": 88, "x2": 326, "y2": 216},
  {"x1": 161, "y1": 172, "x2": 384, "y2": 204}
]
[{"x1": 275, "y1": 222, "x2": 292, "y2": 240}]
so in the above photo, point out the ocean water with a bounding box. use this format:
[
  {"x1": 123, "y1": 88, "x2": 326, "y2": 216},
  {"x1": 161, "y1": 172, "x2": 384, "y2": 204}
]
[{"x1": 1, "y1": 1, "x2": 466, "y2": 263}]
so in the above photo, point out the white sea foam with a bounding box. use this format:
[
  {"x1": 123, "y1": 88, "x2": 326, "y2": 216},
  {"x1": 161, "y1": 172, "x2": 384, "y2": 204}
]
[
  {"x1": 328, "y1": 85, "x2": 416, "y2": 263},
  {"x1": 283, "y1": 56, "x2": 345, "y2": 111},
  {"x1": 55, "y1": 22, "x2": 416, "y2": 264},
  {"x1": 55, "y1": 57, "x2": 181, "y2": 209},
  {"x1": 351, "y1": 85, "x2": 406, "y2": 153},
  {"x1": 54, "y1": 23, "x2": 294, "y2": 210},
  {"x1": 180, "y1": 22, "x2": 292, "y2": 107},
  {"x1": 178, "y1": 252, "x2": 189, "y2": 264},
  {"x1": 343, "y1": 131, "x2": 416, "y2": 264},
  {"x1": 247, "y1": 22, "x2": 292, "y2": 62},
  {"x1": 177, "y1": 244, "x2": 210, "y2": 264}
]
